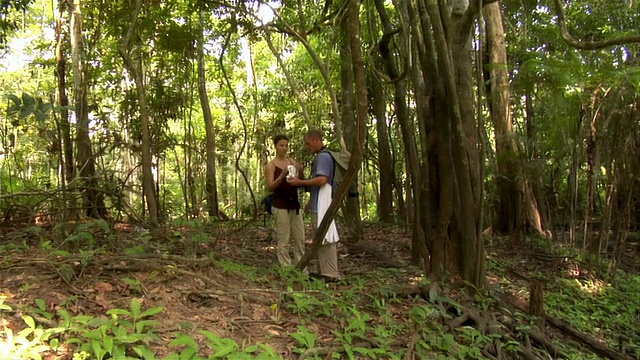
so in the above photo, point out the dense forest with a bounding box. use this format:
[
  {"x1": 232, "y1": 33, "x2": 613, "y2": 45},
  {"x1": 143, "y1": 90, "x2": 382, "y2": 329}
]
[{"x1": 0, "y1": 0, "x2": 639, "y2": 359}]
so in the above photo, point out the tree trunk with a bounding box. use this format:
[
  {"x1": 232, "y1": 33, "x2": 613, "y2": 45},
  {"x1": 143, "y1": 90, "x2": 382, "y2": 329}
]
[
  {"x1": 118, "y1": 0, "x2": 158, "y2": 224},
  {"x1": 368, "y1": 72, "x2": 394, "y2": 223},
  {"x1": 374, "y1": 0, "x2": 427, "y2": 267},
  {"x1": 484, "y1": 2, "x2": 545, "y2": 238},
  {"x1": 54, "y1": 0, "x2": 75, "y2": 224},
  {"x1": 198, "y1": 9, "x2": 221, "y2": 219},
  {"x1": 70, "y1": 0, "x2": 105, "y2": 219},
  {"x1": 407, "y1": 0, "x2": 451, "y2": 278},
  {"x1": 55, "y1": 0, "x2": 73, "y2": 186},
  {"x1": 422, "y1": 0, "x2": 482, "y2": 285},
  {"x1": 339, "y1": 17, "x2": 364, "y2": 242}
]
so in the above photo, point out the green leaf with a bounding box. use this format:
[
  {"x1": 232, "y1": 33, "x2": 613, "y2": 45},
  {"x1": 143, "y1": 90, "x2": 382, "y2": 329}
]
[
  {"x1": 87, "y1": 316, "x2": 110, "y2": 327},
  {"x1": 133, "y1": 345, "x2": 157, "y2": 360},
  {"x1": 38, "y1": 102, "x2": 53, "y2": 113},
  {"x1": 136, "y1": 319, "x2": 161, "y2": 333},
  {"x1": 169, "y1": 334, "x2": 199, "y2": 349},
  {"x1": 34, "y1": 109, "x2": 48, "y2": 122},
  {"x1": 140, "y1": 306, "x2": 164, "y2": 318},
  {"x1": 7, "y1": 93, "x2": 21, "y2": 105},
  {"x1": 104, "y1": 335, "x2": 114, "y2": 354},
  {"x1": 35, "y1": 298, "x2": 46, "y2": 311},
  {"x1": 92, "y1": 340, "x2": 106, "y2": 360},
  {"x1": 428, "y1": 287, "x2": 438, "y2": 302},
  {"x1": 22, "y1": 314, "x2": 36, "y2": 329},
  {"x1": 21, "y1": 92, "x2": 35, "y2": 108},
  {"x1": 200, "y1": 330, "x2": 220, "y2": 343},
  {"x1": 84, "y1": 329, "x2": 104, "y2": 340},
  {"x1": 178, "y1": 346, "x2": 197, "y2": 360},
  {"x1": 6, "y1": 104, "x2": 20, "y2": 116},
  {"x1": 18, "y1": 326, "x2": 34, "y2": 338},
  {"x1": 243, "y1": 344, "x2": 260, "y2": 353},
  {"x1": 130, "y1": 298, "x2": 142, "y2": 318},
  {"x1": 211, "y1": 344, "x2": 236, "y2": 358},
  {"x1": 20, "y1": 106, "x2": 32, "y2": 119},
  {"x1": 119, "y1": 333, "x2": 147, "y2": 343},
  {"x1": 107, "y1": 308, "x2": 132, "y2": 317}
]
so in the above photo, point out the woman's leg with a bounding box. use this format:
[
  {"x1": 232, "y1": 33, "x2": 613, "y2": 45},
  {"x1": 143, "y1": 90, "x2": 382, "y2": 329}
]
[
  {"x1": 290, "y1": 211, "x2": 305, "y2": 266},
  {"x1": 273, "y1": 207, "x2": 292, "y2": 266}
]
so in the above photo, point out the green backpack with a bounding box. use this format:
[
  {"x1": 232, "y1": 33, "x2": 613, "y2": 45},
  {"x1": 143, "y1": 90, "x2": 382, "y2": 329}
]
[{"x1": 319, "y1": 149, "x2": 359, "y2": 198}]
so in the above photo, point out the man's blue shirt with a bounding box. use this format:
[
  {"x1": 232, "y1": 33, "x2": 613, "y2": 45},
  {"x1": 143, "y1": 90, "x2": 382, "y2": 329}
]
[{"x1": 310, "y1": 151, "x2": 334, "y2": 214}]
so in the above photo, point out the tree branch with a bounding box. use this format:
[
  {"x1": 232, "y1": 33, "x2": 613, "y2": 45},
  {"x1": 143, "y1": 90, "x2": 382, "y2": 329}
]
[{"x1": 553, "y1": 0, "x2": 640, "y2": 50}]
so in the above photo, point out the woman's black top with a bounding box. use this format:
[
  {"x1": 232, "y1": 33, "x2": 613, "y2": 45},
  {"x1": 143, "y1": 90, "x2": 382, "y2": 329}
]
[{"x1": 272, "y1": 165, "x2": 300, "y2": 211}]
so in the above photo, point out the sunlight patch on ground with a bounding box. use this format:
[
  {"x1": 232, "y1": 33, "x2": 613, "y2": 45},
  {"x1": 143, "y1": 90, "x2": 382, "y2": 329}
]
[{"x1": 573, "y1": 277, "x2": 607, "y2": 295}]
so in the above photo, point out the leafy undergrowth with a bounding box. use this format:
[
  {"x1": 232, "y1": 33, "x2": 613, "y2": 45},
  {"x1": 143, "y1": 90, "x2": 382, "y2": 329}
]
[{"x1": 0, "y1": 219, "x2": 638, "y2": 359}]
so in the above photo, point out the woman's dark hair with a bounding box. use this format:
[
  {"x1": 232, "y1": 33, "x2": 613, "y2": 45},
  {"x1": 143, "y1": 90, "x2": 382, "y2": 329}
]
[{"x1": 273, "y1": 134, "x2": 289, "y2": 145}]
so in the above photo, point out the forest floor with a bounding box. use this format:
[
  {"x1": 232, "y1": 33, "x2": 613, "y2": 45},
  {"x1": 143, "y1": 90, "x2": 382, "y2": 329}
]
[{"x1": 0, "y1": 219, "x2": 639, "y2": 359}]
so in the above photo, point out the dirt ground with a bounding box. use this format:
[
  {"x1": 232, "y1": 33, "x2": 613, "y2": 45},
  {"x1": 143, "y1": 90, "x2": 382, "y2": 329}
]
[{"x1": 0, "y1": 220, "x2": 636, "y2": 359}]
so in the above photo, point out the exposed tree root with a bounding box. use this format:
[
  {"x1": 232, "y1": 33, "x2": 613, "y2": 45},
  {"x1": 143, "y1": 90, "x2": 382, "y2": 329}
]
[
  {"x1": 380, "y1": 282, "x2": 568, "y2": 359},
  {"x1": 341, "y1": 240, "x2": 405, "y2": 268},
  {"x1": 385, "y1": 278, "x2": 634, "y2": 360}
]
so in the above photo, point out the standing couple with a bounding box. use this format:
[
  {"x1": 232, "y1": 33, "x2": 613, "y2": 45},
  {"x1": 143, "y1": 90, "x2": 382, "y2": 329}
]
[{"x1": 264, "y1": 129, "x2": 341, "y2": 282}]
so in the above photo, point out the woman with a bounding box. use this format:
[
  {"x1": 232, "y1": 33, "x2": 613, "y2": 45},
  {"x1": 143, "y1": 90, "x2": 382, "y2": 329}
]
[{"x1": 265, "y1": 134, "x2": 305, "y2": 267}]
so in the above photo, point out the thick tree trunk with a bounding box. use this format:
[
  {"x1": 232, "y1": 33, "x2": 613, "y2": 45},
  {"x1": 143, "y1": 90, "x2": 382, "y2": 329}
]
[
  {"x1": 119, "y1": 0, "x2": 158, "y2": 224},
  {"x1": 198, "y1": 9, "x2": 221, "y2": 220},
  {"x1": 423, "y1": 0, "x2": 482, "y2": 285},
  {"x1": 484, "y1": 2, "x2": 545, "y2": 238},
  {"x1": 339, "y1": 18, "x2": 364, "y2": 242},
  {"x1": 407, "y1": 0, "x2": 451, "y2": 278},
  {"x1": 70, "y1": 0, "x2": 106, "y2": 219}
]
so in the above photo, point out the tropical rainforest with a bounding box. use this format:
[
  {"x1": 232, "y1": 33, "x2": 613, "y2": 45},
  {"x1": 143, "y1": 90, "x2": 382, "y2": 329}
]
[{"x1": 0, "y1": 0, "x2": 639, "y2": 359}]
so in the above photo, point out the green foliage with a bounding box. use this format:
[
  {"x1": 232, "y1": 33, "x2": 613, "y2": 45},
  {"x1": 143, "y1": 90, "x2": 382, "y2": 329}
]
[
  {"x1": 61, "y1": 299, "x2": 163, "y2": 359},
  {"x1": 0, "y1": 0, "x2": 33, "y2": 47},
  {"x1": 165, "y1": 330, "x2": 283, "y2": 359},
  {"x1": 6, "y1": 92, "x2": 53, "y2": 124},
  {"x1": 546, "y1": 273, "x2": 640, "y2": 356}
]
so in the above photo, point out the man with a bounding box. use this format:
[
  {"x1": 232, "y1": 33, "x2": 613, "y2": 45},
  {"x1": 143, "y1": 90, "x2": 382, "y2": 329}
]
[{"x1": 287, "y1": 129, "x2": 341, "y2": 282}]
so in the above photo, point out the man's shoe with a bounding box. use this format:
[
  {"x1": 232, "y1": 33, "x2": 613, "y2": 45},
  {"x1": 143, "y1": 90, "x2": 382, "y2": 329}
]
[{"x1": 309, "y1": 273, "x2": 342, "y2": 283}]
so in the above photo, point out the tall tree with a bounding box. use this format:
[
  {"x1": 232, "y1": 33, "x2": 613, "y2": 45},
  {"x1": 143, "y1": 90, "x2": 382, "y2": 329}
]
[
  {"x1": 197, "y1": 8, "x2": 222, "y2": 219},
  {"x1": 338, "y1": 11, "x2": 364, "y2": 242},
  {"x1": 374, "y1": 0, "x2": 426, "y2": 265},
  {"x1": 368, "y1": 71, "x2": 394, "y2": 223},
  {"x1": 400, "y1": 0, "x2": 484, "y2": 285},
  {"x1": 119, "y1": 0, "x2": 158, "y2": 224},
  {"x1": 70, "y1": 0, "x2": 105, "y2": 218},
  {"x1": 54, "y1": 0, "x2": 73, "y2": 201},
  {"x1": 484, "y1": 1, "x2": 545, "y2": 237}
]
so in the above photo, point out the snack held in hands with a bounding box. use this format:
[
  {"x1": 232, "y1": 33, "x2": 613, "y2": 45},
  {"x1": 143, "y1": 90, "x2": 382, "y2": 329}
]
[{"x1": 287, "y1": 164, "x2": 298, "y2": 178}]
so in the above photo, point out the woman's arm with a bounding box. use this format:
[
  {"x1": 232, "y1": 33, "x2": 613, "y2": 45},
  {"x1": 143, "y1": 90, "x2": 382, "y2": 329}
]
[{"x1": 266, "y1": 162, "x2": 288, "y2": 192}]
